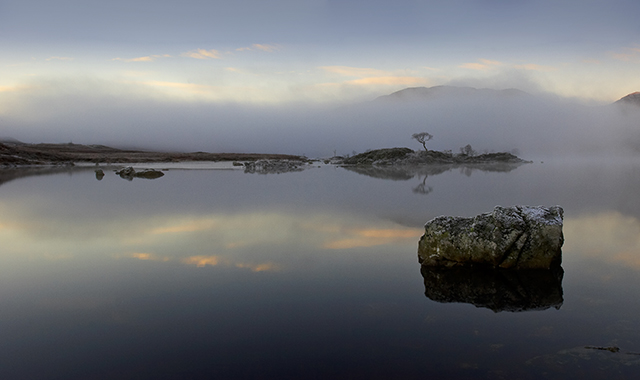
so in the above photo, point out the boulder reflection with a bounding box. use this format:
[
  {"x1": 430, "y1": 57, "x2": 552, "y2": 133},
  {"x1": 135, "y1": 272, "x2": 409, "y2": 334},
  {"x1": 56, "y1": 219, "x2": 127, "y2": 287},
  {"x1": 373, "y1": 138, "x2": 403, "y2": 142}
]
[{"x1": 421, "y1": 265, "x2": 564, "y2": 312}]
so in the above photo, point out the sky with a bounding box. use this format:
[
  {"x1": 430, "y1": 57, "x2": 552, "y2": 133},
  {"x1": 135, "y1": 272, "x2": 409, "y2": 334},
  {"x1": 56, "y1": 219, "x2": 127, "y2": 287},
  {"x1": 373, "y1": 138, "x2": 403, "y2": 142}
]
[{"x1": 1, "y1": 0, "x2": 639, "y2": 154}]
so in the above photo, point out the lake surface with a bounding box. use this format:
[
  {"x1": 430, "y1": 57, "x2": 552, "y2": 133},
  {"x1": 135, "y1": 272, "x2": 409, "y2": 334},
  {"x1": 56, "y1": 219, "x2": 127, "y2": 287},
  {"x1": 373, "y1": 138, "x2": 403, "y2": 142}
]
[{"x1": 1, "y1": 159, "x2": 640, "y2": 379}]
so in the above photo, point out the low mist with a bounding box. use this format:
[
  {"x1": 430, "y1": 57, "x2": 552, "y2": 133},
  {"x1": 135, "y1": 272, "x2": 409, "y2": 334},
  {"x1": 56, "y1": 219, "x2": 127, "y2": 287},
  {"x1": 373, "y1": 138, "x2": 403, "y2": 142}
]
[{"x1": 2, "y1": 81, "x2": 639, "y2": 159}]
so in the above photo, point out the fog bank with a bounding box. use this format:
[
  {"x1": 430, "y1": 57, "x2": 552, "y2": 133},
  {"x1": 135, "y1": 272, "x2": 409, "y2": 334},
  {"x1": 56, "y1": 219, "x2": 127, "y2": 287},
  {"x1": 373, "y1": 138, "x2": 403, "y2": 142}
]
[{"x1": 1, "y1": 82, "x2": 638, "y2": 158}]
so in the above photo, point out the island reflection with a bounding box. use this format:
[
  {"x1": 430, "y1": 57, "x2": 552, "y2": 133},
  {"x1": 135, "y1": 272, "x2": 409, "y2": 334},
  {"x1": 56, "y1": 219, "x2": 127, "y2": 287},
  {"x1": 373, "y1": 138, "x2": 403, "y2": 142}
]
[
  {"x1": 342, "y1": 162, "x2": 527, "y2": 194},
  {"x1": 421, "y1": 265, "x2": 564, "y2": 312}
]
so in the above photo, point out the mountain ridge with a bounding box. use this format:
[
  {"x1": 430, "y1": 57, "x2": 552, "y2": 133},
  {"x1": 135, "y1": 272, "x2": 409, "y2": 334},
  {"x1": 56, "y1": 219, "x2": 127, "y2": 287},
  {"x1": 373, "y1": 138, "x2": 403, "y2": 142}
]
[
  {"x1": 374, "y1": 85, "x2": 531, "y2": 102},
  {"x1": 614, "y1": 92, "x2": 640, "y2": 107},
  {"x1": 374, "y1": 85, "x2": 640, "y2": 107}
]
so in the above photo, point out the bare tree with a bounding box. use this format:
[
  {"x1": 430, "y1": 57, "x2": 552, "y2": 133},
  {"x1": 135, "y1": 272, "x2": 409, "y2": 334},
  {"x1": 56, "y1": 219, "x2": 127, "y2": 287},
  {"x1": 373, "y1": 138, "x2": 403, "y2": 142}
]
[
  {"x1": 460, "y1": 144, "x2": 476, "y2": 156},
  {"x1": 412, "y1": 132, "x2": 433, "y2": 152}
]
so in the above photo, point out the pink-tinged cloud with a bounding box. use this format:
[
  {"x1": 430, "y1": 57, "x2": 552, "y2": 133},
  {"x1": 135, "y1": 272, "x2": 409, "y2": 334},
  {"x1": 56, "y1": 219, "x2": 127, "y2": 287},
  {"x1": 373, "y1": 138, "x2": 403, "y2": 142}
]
[
  {"x1": 0, "y1": 84, "x2": 36, "y2": 92},
  {"x1": 182, "y1": 49, "x2": 222, "y2": 59},
  {"x1": 460, "y1": 59, "x2": 503, "y2": 71},
  {"x1": 323, "y1": 227, "x2": 422, "y2": 249},
  {"x1": 611, "y1": 46, "x2": 640, "y2": 61},
  {"x1": 113, "y1": 54, "x2": 171, "y2": 62},
  {"x1": 236, "y1": 43, "x2": 281, "y2": 52}
]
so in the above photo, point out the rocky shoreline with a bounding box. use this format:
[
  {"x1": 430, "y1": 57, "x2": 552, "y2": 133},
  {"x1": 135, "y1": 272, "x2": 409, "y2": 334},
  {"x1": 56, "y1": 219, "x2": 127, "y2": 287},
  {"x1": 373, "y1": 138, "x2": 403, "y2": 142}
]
[
  {"x1": 336, "y1": 147, "x2": 529, "y2": 166},
  {"x1": 0, "y1": 142, "x2": 305, "y2": 166}
]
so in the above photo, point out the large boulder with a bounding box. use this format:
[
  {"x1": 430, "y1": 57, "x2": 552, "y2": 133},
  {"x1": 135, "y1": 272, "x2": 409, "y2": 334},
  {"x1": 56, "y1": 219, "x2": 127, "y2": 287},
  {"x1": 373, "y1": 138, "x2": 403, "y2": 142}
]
[{"x1": 418, "y1": 205, "x2": 563, "y2": 269}]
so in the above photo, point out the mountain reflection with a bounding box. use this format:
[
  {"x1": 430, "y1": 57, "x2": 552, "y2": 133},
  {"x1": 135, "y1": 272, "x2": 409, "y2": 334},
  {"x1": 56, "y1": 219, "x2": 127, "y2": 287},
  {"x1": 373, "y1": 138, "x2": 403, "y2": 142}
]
[{"x1": 421, "y1": 266, "x2": 564, "y2": 312}]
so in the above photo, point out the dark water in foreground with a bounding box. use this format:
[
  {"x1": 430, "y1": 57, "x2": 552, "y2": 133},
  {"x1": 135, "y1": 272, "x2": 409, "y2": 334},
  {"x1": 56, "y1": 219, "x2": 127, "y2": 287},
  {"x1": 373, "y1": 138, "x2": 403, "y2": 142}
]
[{"x1": 1, "y1": 159, "x2": 640, "y2": 379}]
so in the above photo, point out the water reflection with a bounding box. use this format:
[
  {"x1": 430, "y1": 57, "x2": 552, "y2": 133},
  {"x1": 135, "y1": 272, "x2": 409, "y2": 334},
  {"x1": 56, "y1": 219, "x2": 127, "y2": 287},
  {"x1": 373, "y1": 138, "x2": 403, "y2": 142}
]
[
  {"x1": 2, "y1": 160, "x2": 640, "y2": 379},
  {"x1": 0, "y1": 197, "x2": 421, "y2": 268},
  {"x1": 421, "y1": 266, "x2": 564, "y2": 312},
  {"x1": 342, "y1": 162, "x2": 527, "y2": 194},
  {"x1": 0, "y1": 166, "x2": 88, "y2": 187},
  {"x1": 564, "y1": 211, "x2": 640, "y2": 269}
]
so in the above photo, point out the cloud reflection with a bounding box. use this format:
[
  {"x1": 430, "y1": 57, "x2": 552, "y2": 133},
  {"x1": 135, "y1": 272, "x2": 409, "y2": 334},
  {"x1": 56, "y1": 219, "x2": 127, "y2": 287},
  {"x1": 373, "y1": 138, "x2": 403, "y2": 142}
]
[
  {"x1": 324, "y1": 228, "x2": 423, "y2": 249},
  {"x1": 564, "y1": 211, "x2": 640, "y2": 269},
  {"x1": 0, "y1": 200, "x2": 420, "y2": 270}
]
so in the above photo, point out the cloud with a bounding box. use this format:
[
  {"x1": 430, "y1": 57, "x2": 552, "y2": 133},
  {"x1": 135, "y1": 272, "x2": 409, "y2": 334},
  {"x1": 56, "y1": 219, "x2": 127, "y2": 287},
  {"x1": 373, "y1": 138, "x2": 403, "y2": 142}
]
[
  {"x1": 181, "y1": 49, "x2": 222, "y2": 59},
  {"x1": 136, "y1": 80, "x2": 215, "y2": 94},
  {"x1": 318, "y1": 66, "x2": 428, "y2": 86},
  {"x1": 45, "y1": 56, "x2": 74, "y2": 61},
  {"x1": 0, "y1": 84, "x2": 35, "y2": 93},
  {"x1": 459, "y1": 59, "x2": 503, "y2": 71},
  {"x1": 610, "y1": 45, "x2": 640, "y2": 61},
  {"x1": 513, "y1": 63, "x2": 556, "y2": 71},
  {"x1": 320, "y1": 66, "x2": 390, "y2": 77},
  {"x1": 345, "y1": 76, "x2": 429, "y2": 86},
  {"x1": 113, "y1": 54, "x2": 171, "y2": 62},
  {"x1": 236, "y1": 43, "x2": 282, "y2": 52},
  {"x1": 225, "y1": 67, "x2": 247, "y2": 74}
]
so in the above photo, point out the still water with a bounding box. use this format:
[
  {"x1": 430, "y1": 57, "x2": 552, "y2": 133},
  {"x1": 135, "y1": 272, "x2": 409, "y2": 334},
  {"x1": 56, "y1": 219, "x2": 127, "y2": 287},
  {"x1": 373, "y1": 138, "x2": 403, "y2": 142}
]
[{"x1": 1, "y1": 159, "x2": 640, "y2": 379}]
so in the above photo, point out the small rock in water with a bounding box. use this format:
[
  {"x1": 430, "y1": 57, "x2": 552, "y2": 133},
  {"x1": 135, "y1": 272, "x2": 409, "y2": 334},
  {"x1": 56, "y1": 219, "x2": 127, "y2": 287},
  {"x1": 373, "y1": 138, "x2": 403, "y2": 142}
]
[
  {"x1": 95, "y1": 169, "x2": 105, "y2": 180},
  {"x1": 115, "y1": 167, "x2": 164, "y2": 180},
  {"x1": 135, "y1": 169, "x2": 164, "y2": 179}
]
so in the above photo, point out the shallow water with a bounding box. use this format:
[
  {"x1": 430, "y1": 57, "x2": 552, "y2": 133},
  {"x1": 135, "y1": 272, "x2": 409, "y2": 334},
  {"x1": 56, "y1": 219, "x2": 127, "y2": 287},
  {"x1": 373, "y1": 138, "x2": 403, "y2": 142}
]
[{"x1": 1, "y1": 159, "x2": 640, "y2": 379}]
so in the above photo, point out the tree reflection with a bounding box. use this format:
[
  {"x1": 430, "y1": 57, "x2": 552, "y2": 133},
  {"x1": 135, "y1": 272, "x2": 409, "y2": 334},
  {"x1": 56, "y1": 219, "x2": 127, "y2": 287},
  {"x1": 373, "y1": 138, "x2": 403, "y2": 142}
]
[
  {"x1": 343, "y1": 162, "x2": 526, "y2": 195},
  {"x1": 412, "y1": 175, "x2": 433, "y2": 195}
]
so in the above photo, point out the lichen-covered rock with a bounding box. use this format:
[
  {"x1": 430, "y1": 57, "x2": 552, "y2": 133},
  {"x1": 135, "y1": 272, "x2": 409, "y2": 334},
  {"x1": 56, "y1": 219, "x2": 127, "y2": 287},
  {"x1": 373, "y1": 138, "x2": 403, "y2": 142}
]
[{"x1": 418, "y1": 205, "x2": 563, "y2": 269}]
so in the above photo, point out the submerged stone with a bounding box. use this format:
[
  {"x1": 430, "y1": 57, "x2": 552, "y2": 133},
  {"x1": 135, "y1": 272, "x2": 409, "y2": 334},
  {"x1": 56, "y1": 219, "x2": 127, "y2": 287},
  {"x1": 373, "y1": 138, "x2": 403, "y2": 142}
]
[{"x1": 418, "y1": 205, "x2": 563, "y2": 269}]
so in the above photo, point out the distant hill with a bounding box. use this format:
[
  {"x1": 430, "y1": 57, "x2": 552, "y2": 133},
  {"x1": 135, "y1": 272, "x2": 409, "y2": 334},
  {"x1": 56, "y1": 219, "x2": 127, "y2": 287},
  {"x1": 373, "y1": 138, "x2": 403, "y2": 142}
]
[
  {"x1": 0, "y1": 137, "x2": 25, "y2": 145},
  {"x1": 374, "y1": 85, "x2": 530, "y2": 102},
  {"x1": 614, "y1": 92, "x2": 640, "y2": 107}
]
